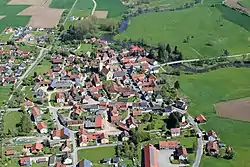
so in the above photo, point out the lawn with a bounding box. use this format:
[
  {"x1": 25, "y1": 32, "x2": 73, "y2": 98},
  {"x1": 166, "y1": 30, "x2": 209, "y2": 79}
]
[
  {"x1": 74, "y1": 43, "x2": 93, "y2": 54},
  {"x1": 78, "y1": 146, "x2": 116, "y2": 165},
  {"x1": 3, "y1": 111, "x2": 22, "y2": 134},
  {"x1": 115, "y1": 5, "x2": 250, "y2": 59},
  {"x1": 33, "y1": 59, "x2": 51, "y2": 75},
  {"x1": 0, "y1": 85, "x2": 12, "y2": 104},
  {"x1": 95, "y1": 0, "x2": 128, "y2": 17},
  {"x1": 179, "y1": 67, "x2": 250, "y2": 167},
  {"x1": 0, "y1": 33, "x2": 11, "y2": 41}
]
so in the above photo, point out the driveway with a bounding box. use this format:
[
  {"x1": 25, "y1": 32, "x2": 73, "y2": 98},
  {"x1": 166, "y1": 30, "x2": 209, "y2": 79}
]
[{"x1": 158, "y1": 149, "x2": 183, "y2": 167}]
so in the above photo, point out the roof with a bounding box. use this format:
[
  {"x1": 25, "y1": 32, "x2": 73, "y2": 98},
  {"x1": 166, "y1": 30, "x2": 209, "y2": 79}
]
[
  {"x1": 78, "y1": 159, "x2": 92, "y2": 167},
  {"x1": 31, "y1": 142, "x2": 43, "y2": 152},
  {"x1": 56, "y1": 92, "x2": 64, "y2": 99},
  {"x1": 195, "y1": 114, "x2": 206, "y2": 122},
  {"x1": 171, "y1": 128, "x2": 180, "y2": 133},
  {"x1": 131, "y1": 45, "x2": 144, "y2": 52},
  {"x1": 206, "y1": 141, "x2": 218, "y2": 151},
  {"x1": 20, "y1": 157, "x2": 31, "y2": 165},
  {"x1": 31, "y1": 106, "x2": 40, "y2": 117},
  {"x1": 95, "y1": 115, "x2": 103, "y2": 128},
  {"x1": 100, "y1": 133, "x2": 108, "y2": 139},
  {"x1": 175, "y1": 146, "x2": 188, "y2": 156},
  {"x1": 5, "y1": 150, "x2": 15, "y2": 155},
  {"x1": 208, "y1": 130, "x2": 217, "y2": 137},
  {"x1": 55, "y1": 162, "x2": 67, "y2": 167},
  {"x1": 159, "y1": 140, "x2": 179, "y2": 148},
  {"x1": 144, "y1": 144, "x2": 159, "y2": 167},
  {"x1": 132, "y1": 109, "x2": 142, "y2": 116},
  {"x1": 37, "y1": 122, "x2": 47, "y2": 130}
]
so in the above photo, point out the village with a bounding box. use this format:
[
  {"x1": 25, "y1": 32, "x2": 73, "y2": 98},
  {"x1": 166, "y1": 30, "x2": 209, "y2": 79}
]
[{"x1": 0, "y1": 27, "x2": 234, "y2": 167}]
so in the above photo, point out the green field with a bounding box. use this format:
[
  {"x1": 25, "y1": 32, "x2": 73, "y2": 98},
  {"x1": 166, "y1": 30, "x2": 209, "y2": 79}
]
[
  {"x1": 0, "y1": 0, "x2": 31, "y2": 32},
  {"x1": 78, "y1": 146, "x2": 116, "y2": 166},
  {"x1": 74, "y1": 43, "x2": 93, "y2": 54},
  {"x1": 3, "y1": 111, "x2": 22, "y2": 134},
  {"x1": 0, "y1": 85, "x2": 12, "y2": 104},
  {"x1": 95, "y1": 0, "x2": 128, "y2": 17},
  {"x1": 240, "y1": 0, "x2": 250, "y2": 8},
  {"x1": 33, "y1": 59, "x2": 51, "y2": 75},
  {"x1": 50, "y1": 0, "x2": 94, "y2": 10},
  {"x1": 115, "y1": 5, "x2": 250, "y2": 59},
  {"x1": 179, "y1": 68, "x2": 250, "y2": 167}
]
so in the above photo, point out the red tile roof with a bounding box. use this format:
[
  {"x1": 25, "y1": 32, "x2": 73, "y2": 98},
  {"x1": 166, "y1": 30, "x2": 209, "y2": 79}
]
[
  {"x1": 37, "y1": 122, "x2": 47, "y2": 130},
  {"x1": 31, "y1": 106, "x2": 40, "y2": 117},
  {"x1": 132, "y1": 109, "x2": 142, "y2": 116},
  {"x1": 95, "y1": 116, "x2": 103, "y2": 128},
  {"x1": 5, "y1": 150, "x2": 15, "y2": 155},
  {"x1": 144, "y1": 144, "x2": 159, "y2": 167},
  {"x1": 159, "y1": 141, "x2": 179, "y2": 149},
  {"x1": 30, "y1": 142, "x2": 43, "y2": 153},
  {"x1": 195, "y1": 114, "x2": 206, "y2": 122}
]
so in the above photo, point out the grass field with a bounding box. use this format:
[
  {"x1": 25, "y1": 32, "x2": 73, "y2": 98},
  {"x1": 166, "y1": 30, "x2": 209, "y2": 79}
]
[
  {"x1": 0, "y1": 85, "x2": 12, "y2": 104},
  {"x1": 33, "y1": 59, "x2": 51, "y2": 75},
  {"x1": 240, "y1": 0, "x2": 250, "y2": 8},
  {"x1": 3, "y1": 111, "x2": 22, "y2": 134},
  {"x1": 95, "y1": 0, "x2": 128, "y2": 17},
  {"x1": 115, "y1": 5, "x2": 250, "y2": 59},
  {"x1": 0, "y1": 33, "x2": 12, "y2": 41},
  {"x1": 50, "y1": 0, "x2": 76, "y2": 9},
  {"x1": 78, "y1": 146, "x2": 116, "y2": 166},
  {"x1": 74, "y1": 43, "x2": 93, "y2": 54},
  {"x1": 179, "y1": 68, "x2": 250, "y2": 167}
]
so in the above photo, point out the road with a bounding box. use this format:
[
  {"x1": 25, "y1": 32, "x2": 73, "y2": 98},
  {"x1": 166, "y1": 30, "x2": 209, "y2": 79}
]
[
  {"x1": 63, "y1": 0, "x2": 79, "y2": 25},
  {"x1": 8, "y1": 46, "x2": 50, "y2": 101},
  {"x1": 174, "y1": 107, "x2": 203, "y2": 167},
  {"x1": 91, "y1": 0, "x2": 97, "y2": 15}
]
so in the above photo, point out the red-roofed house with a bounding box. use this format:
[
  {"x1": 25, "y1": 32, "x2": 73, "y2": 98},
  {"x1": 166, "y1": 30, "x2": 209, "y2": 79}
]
[
  {"x1": 95, "y1": 116, "x2": 104, "y2": 129},
  {"x1": 159, "y1": 141, "x2": 179, "y2": 150},
  {"x1": 132, "y1": 109, "x2": 142, "y2": 117},
  {"x1": 99, "y1": 133, "x2": 109, "y2": 144},
  {"x1": 56, "y1": 92, "x2": 65, "y2": 103},
  {"x1": 52, "y1": 58, "x2": 63, "y2": 64},
  {"x1": 5, "y1": 150, "x2": 15, "y2": 156},
  {"x1": 174, "y1": 146, "x2": 188, "y2": 162},
  {"x1": 19, "y1": 157, "x2": 32, "y2": 166},
  {"x1": 144, "y1": 144, "x2": 159, "y2": 167},
  {"x1": 36, "y1": 121, "x2": 48, "y2": 133},
  {"x1": 131, "y1": 45, "x2": 144, "y2": 52},
  {"x1": 195, "y1": 114, "x2": 207, "y2": 123},
  {"x1": 171, "y1": 128, "x2": 181, "y2": 137},
  {"x1": 79, "y1": 135, "x2": 88, "y2": 146},
  {"x1": 31, "y1": 106, "x2": 41, "y2": 122},
  {"x1": 30, "y1": 142, "x2": 43, "y2": 154}
]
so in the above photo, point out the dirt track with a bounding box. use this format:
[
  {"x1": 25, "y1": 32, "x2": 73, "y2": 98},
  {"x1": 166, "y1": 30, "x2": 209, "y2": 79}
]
[{"x1": 215, "y1": 97, "x2": 250, "y2": 122}]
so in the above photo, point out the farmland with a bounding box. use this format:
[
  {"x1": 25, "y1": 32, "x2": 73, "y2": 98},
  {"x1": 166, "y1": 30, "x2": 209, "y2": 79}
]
[
  {"x1": 179, "y1": 68, "x2": 250, "y2": 167},
  {"x1": 115, "y1": 5, "x2": 250, "y2": 59},
  {"x1": 95, "y1": 0, "x2": 128, "y2": 17}
]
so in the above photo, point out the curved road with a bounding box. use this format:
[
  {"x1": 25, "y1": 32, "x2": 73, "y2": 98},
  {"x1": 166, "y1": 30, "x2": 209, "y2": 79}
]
[{"x1": 91, "y1": 0, "x2": 97, "y2": 15}]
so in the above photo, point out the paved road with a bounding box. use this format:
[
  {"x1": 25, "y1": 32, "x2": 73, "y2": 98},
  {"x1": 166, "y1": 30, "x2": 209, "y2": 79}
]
[{"x1": 91, "y1": 0, "x2": 97, "y2": 15}]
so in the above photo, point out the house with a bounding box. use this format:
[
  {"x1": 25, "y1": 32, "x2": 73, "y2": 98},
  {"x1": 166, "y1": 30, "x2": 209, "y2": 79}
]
[
  {"x1": 30, "y1": 142, "x2": 43, "y2": 154},
  {"x1": 174, "y1": 146, "x2": 188, "y2": 162},
  {"x1": 195, "y1": 114, "x2": 207, "y2": 123},
  {"x1": 49, "y1": 155, "x2": 56, "y2": 167},
  {"x1": 126, "y1": 116, "x2": 137, "y2": 129},
  {"x1": 19, "y1": 157, "x2": 32, "y2": 166},
  {"x1": 112, "y1": 157, "x2": 122, "y2": 164},
  {"x1": 52, "y1": 58, "x2": 63, "y2": 64},
  {"x1": 175, "y1": 99, "x2": 188, "y2": 110},
  {"x1": 144, "y1": 144, "x2": 159, "y2": 167},
  {"x1": 79, "y1": 135, "x2": 88, "y2": 146},
  {"x1": 206, "y1": 141, "x2": 219, "y2": 154},
  {"x1": 63, "y1": 152, "x2": 73, "y2": 165},
  {"x1": 50, "y1": 80, "x2": 73, "y2": 89},
  {"x1": 31, "y1": 106, "x2": 42, "y2": 122},
  {"x1": 95, "y1": 115, "x2": 104, "y2": 129},
  {"x1": 113, "y1": 71, "x2": 126, "y2": 80},
  {"x1": 5, "y1": 150, "x2": 15, "y2": 156},
  {"x1": 155, "y1": 94, "x2": 163, "y2": 103},
  {"x1": 52, "y1": 128, "x2": 70, "y2": 140},
  {"x1": 55, "y1": 162, "x2": 67, "y2": 167},
  {"x1": 61, "y1": 139, "x2": 71, "y2": 152},
  {"x1": 170, "y1": 128, "x2": 181, "y2": 137},
  {"x1": 132, "y1": 109, "x2": 142, "y2": 117},
  {"x1": 120, "y1": 131, "x2": 130, "y2": 141},
  {"x1": 78, "y1": 159, "x2": 93, "y2": 167},
  {"x1": 207, "y1": 130, "x2": 217, "y2": 141},
  {"x1": 56, "y1": 92, "x2": 65, "y2": 103},
  {"x1": 101, "y1": 158, "x2": 111, "y2": 164},
  {"x1": 37, "y1": 121, "x2": 48, "y2": 133},
  {"x1": 99, "y1": 133, "x2": 109, "y2": 144},
  {"x1": 159, "y1": 140, "x2": 179, "y2": 150},
  {"x1": 101, "y1": 68, "x2": 113, "y2": 80}
]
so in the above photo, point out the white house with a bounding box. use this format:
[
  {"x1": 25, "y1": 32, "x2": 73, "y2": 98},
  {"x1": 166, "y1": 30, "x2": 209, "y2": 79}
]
[
  {"x1": 171, "y1": 128, "x2": 181, "y2": 137},
  {"x1": 37, "y1": 122, "x2": 48, "y2": 134}
]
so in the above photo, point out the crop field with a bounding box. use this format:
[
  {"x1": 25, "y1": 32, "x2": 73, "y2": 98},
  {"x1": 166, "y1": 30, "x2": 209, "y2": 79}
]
[
  {"x1": 95, "y1": 0, "x2": 128, "y2": 17},
  {"x1": 50, "y1": 0, "x2": 75, "y2": 9},
  {"x1": 179, "y1": 67, "x2": 250, "y2": 167},
  {"x1": 115, "y1": 5, "x2": 250, "y2": 59}
]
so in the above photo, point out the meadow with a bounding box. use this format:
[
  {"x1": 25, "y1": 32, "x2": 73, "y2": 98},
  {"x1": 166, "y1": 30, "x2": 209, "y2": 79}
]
[
  {"x1": 115, "y1": 5, "x2": 250, "y2": 59},
  {"x1": 95, "y1": 0, "x2": 128, "y2": 17},
  {"x1": 240, "y1": 0, "x2": 250, "y2": 8},
  {"x1": 3, "y1": 111, "x2": 22, "y2": 134},
  {"x1": 0, "y1": 85, "x2": 12, "y2": 104},
  {"x1": 50, "y1": 0, "x2": 75, "y2": 9},
  {"x1": 0, "y1": 0, "x2": 30, "y2": 32},
  {"x1": 179, "y1": 67, "x2": 250, "y2": 167}
]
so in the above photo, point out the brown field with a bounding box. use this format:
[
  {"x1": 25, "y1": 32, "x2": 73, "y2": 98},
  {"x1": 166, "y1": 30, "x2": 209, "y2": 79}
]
[
  {"x1": 93, "y1": 11, "x2": 108, "y2": 19},
  {"x1": 8, "y1": 0, "x2": 64, "y2": 28},
  {"x1": 215, "y1": 97, "x2": 250, "y2": 122},
  {"x1": 0, "y1": 16, "x2": 5, "y2": 20}
]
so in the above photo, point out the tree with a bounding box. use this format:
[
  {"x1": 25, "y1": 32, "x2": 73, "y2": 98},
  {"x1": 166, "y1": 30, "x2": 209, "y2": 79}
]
[
  {"x1": 19, "y1": 113, "x2": 32, "y2": 134},
  {"x1": 161, "y1": 124, "x2": 166, "y2": 131},
  {"x1": 166, "y1": 44, "x2": 171, "y2": 54},
  {"x1": 33, "y1": 72, "x2": 37, "y2": 78},
  {"x1": 20, "y1": 105, "x2": 25, "y2": 113},
  {"x1": 173, "y1": 46, "x2": 179, "y2": 54},
  {"x1": 166, "y1": 112, "x2": 180, "y2": 129},
  {"x1": 142, "y1": 113, "x2": 151, "y2": 122},
  {"x1": 174, "y1": 81, "x2": 180, "y2": 90}
]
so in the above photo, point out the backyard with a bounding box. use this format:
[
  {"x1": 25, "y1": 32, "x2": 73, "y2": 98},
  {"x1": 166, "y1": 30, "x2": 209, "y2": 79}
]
[
  {"x1": 78, "y1": 146, "x2": 116, "y2": 166},
  {"x1": 179, "y1": 67, "x2": 250, "y2": 167},
  {"x1": 115, "y1": 5, "x2": 250, "y2": 59},
  {"x1": 3, "y1": 111, "x2": 22, "y2": 134}
]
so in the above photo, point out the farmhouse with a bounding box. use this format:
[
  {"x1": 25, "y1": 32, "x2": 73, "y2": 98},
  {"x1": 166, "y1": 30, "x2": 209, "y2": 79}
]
[
  {"x1": 195, "y1": 114, "x2": 207, "y2": 123},
  {"x1": 206, "y1": 141, "x2": 219, "y2": 154},
  {"x1": 159, "y1": 140, "x2": 179, "y2": 150}
]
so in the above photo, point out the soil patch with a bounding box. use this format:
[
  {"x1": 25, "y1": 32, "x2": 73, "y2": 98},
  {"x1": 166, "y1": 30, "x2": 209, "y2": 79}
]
[
  {"x1": 8, "y1": 0, "x2": 49, "y2": 6},
  {"x1": 215, "y1": 97, "x2": 250, "y2": 122},
  {"x1": 93, "y1": 11, "x2": 108, "y2": 19}
]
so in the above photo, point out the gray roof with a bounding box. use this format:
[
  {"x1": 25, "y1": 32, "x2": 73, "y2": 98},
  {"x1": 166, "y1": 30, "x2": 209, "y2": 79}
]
[{"x1": 51, "y1": 79, "x2": 73, "y2": 88}]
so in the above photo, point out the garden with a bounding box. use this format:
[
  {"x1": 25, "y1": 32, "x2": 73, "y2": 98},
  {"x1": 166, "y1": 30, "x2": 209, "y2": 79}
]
[{"x1": 179, "y1": 67, "x2": 250, "y2": 167}]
